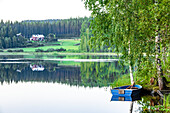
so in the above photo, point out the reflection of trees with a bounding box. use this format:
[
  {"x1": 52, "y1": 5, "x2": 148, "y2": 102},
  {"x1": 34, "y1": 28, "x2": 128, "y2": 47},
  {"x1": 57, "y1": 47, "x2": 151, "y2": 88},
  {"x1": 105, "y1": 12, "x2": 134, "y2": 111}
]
[
  {"x1": 0, "y1": 55, "x2": 24, "y2": 59},
  {"x1": 0, "y1": 61, "x2": 128, "y2": 87},
  {"x1": 0, "y1": 63, "x2": 81, "y2": 86},
  {"x1": 80, "y1": 55, "x2": 119, "y2": 60},
  {"x1": 80, "y1": 61, "x2": 128, "y2": 87},
  {"x1": 0, "y1": 63, "x2": 29, "y2": 84}
]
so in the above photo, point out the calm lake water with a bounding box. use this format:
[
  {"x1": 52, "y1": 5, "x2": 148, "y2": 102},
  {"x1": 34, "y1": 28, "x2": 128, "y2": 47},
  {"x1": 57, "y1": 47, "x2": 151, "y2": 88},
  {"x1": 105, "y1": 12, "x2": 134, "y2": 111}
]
[{"x1": 0, "y1": 55, "x2": 168, "y2": 113}]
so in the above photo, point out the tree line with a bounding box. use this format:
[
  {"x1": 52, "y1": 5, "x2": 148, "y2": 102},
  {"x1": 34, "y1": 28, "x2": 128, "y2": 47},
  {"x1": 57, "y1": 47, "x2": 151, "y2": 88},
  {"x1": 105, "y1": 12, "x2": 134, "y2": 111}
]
[
  {"x1": 80, "y1": 19, "x2": 115, "y2": 52},
  {"x1": 0, "y1": 17, "x2": 88, "y2": 38},
  {"x1": 0, "y1": 35, "x2": 27, "y2": 49},
  {"x1": 0, "y1": 17, "x2": 89, "y2": 49}
]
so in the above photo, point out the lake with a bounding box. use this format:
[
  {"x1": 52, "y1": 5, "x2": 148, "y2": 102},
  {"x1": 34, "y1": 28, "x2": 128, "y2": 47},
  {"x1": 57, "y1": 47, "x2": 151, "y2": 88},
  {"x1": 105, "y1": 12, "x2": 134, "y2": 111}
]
[{"x1": 0, "y1": 55, "x2": 168, "y2": 113}]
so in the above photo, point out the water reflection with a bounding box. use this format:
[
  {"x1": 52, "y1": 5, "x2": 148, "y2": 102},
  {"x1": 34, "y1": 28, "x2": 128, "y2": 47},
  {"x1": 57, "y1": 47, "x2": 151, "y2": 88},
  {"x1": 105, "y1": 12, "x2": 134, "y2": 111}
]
[
  {"x1": 0, "y1": 62, "x2": 81, "y2": 86},
  {"x1": 0, "y1": 55, "x2": 118, "y2": 60},
  {"x1": 110, "y1": 90, "x2": 170, "y2": 113},
  {"x1": 111, "y1": 95, "x2": 141, "y2": 102},
  {"x1": 0, "y1": 61, "x2": 127, "y2": 87},
  {"x1": 0, "y1": 59, "x2": 132, "y2": 113},
  {"x1": 80, "y1": 61, "x2": 128, "y2": 87},
  {"x1": 0, "y1": 56, "x2": 168, "y2": 113}
]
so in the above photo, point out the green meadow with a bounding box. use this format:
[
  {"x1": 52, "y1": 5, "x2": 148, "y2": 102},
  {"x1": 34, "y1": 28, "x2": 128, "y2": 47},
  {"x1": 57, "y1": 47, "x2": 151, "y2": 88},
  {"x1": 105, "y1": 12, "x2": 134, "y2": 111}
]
[{"x1": 5, "y1": 39, "x2": 80, "y2": 52}]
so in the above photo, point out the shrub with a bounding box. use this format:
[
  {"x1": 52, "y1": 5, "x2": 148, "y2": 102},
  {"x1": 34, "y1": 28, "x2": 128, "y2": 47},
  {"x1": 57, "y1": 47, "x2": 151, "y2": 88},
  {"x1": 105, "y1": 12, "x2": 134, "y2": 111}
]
[
  {"x1": 56, "y1": 48, "x2": 66, "y2": 52},
  {"x1": 67, "y1": 49, "x2": 80, "y2": 53},
  {"x1": 38, "y1": 43, "x2": 44, "y2": 46},
  {"x1": 47, "y1": 48, "x2": 55, "y2": 52},
  {"x1": 7, "y1": 50, "x2": 13, "y2": 52},
  {"x1": 26, "y1": 43, "x2": 33, "y2": 47},
  {"x1": 35, "y1": 49, "x2": 44, "y2": 52},
  {"x1": 17, "y1": 49, "x2": 24, "y2": 52},
  {"x1": 12, "y1": 50, "x2": 17, "y2": 52},
  {"x1": 7, "y1": 49, "x2": 24, "y2": 52}
]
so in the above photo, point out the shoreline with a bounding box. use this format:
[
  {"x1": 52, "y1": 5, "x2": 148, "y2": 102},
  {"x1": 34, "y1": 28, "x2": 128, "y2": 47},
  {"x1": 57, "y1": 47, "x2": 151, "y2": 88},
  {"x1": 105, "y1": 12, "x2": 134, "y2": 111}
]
[{"x1": 0, "y1": 52, "x2": 121, "y2": 56}]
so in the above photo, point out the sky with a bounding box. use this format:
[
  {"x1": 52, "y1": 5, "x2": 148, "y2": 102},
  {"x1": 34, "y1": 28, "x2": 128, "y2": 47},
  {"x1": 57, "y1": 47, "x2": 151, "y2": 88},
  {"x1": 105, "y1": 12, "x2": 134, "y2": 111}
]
[{"x1": 0, "y1": 0, "x2": 91, "y2": 22}]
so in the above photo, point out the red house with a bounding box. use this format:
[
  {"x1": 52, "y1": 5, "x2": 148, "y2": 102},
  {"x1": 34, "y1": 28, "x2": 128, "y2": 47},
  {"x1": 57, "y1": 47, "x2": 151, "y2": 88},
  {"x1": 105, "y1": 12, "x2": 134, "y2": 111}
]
[{"x1": 30, "y1": 34, "x2": 44, "y2": 41}]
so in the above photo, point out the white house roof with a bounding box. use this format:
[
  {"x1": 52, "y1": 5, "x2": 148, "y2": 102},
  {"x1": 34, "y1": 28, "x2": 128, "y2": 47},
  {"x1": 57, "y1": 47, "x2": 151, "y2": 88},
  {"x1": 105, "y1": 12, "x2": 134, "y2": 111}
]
[
  {"x1": 30, "y1": 64, "x2": 44, "y2": 71},
  {"x1": 16, "y1": 33, "x2": 21, "y2": 36},
  {"x1": 32, "y1": 34, "x2": 44, "y2": 38}
]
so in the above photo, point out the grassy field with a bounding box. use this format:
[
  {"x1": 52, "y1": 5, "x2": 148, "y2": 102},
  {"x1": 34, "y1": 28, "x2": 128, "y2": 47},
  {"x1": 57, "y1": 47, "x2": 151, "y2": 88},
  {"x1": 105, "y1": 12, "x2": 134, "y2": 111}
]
[
  {"x1": 1, "y1": 39, "x2": 119, "y2": 56},
  {"x1": 6, "y1": 39, "x2": 80, "y2": 52}
]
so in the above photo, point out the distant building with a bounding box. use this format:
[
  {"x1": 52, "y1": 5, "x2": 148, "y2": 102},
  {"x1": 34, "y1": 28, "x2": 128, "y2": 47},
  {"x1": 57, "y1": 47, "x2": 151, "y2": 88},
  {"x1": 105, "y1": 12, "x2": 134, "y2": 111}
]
[
  {"x1": 16, "y1": 33, "x2": 22, "y2": 37},
  {"x1": 30, "y1": 34, "x2": 44, "y2": 41},
  {"x1": 30, "y1": 64, "x2": 44, "y2": 71}
]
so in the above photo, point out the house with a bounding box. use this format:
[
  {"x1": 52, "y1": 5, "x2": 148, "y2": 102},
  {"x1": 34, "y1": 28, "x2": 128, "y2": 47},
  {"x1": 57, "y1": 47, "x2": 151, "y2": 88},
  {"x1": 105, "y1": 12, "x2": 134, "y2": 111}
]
[
  {"x1": 30, "y1": 34, "x2": 44, "y2": 41},
  {"x1": 16, "y1": 33, "x2": 22, "y2": 37},
  {"x1": 30, "y1": 64, "x2": 44, "y2": 71}
]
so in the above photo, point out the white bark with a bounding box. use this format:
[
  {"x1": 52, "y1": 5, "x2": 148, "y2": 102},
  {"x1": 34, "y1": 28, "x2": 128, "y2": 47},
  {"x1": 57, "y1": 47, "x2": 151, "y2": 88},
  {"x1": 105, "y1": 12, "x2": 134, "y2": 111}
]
[
  {"x1": 155, "y1": 35, "x2": 164, "y2": 90},
  {"x1": 129, "y1": 63, "x2": 134, "y2": 85},
  {"x1": 162, "y1": 47, "x2": 166, "y2": 65},
  {"x1": 128, "y1": 40, "x2": 134, "y2": 85},
  {"x1": 154, "y1": 0, "x2": 164, "y2": 90}
]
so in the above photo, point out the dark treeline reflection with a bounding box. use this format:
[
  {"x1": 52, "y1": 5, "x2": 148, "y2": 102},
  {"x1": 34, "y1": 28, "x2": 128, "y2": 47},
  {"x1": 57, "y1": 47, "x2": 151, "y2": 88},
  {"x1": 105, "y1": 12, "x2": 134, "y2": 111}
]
[
  {"x1": 0, "y1": 61, "x2": 128, "y2": 87},
  {"x1": 80, "y1": 55, "x2": 119, "y2": 59},
  {"x1": 0, "y1": 55, "x2": 24, "y2": 59},
  {"x1": 0, "y1": 62, "x2": 81, "y2": 86},
  {"x1": 0, "y1": 55, "x2": 117, "y2": 60},
  {"x1": 0, "y1": 55, "x2": 66, "y2": 59},
  {"x1": 80, "y1": 61, "x2": 128, "y2": 87}
]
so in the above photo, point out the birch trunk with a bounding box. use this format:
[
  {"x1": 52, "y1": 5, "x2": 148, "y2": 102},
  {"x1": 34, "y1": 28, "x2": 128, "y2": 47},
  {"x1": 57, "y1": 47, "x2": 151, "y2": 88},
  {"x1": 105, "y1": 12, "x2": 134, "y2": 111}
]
[
  {"x1": 128, "y1": 40, "x2": 134, "y2": 85},
  {"x1": 129, "y1": 61, "x2": 134, "y2": 85},
  {"x1": 155, "y1": 35, "x2": 164, "y2": 90},
  {"x1": 154, "y1": 0, "x2": 164, "y2": 90},
  {"x1": 129, "y1": 101, "x2": 134, "y2": 113},
  {"x1": 162, "y1": 46, "x2": 167, "y2": 65}
]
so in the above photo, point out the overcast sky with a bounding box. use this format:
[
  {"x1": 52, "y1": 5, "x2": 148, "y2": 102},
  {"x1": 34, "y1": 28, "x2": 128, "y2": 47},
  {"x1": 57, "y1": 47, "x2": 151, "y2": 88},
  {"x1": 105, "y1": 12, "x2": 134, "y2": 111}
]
[{"x1": 0, "y1": 0, "x2": 91, "y2": 22}]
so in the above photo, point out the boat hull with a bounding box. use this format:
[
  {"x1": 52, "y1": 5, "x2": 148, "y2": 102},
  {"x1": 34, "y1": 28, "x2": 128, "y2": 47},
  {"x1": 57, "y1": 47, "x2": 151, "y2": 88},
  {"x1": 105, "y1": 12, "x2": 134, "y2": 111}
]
[
  {"x1": 111, "y1": 85, "x2": 142, "y2": 97},
  {"x1": 111, "y1": 94, "x2": 141, "y2": 101}
]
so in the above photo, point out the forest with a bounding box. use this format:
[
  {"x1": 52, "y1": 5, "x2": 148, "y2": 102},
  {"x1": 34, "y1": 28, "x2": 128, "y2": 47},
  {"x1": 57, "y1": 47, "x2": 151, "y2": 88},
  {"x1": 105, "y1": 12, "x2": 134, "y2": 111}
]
[{"x1": 0, "y1": 17, "x2": 89, "y2": 49}]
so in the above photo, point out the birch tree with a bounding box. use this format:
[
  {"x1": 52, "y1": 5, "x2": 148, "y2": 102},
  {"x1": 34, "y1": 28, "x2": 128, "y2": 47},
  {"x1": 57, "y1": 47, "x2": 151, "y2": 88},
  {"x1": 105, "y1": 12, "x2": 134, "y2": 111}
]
[{"x1": 83, "y1": 0, "x2": 169, "y2": 89}]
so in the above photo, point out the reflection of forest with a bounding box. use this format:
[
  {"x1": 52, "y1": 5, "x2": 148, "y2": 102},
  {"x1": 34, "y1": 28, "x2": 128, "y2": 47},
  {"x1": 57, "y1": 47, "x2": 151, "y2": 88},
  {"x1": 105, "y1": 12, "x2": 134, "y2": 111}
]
[
  {"x1": 80, "y1": 61, "x2": 128, "y2": 87},
  {"x1": 0, "y1": 63, "x2": 81, "y2": 86},
  {"x1": 0, "y1": 55, "x2": 24, "y2": 59},
  {"x1": 0, "y1": 61, "x2": 128, "y2": 87}
]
